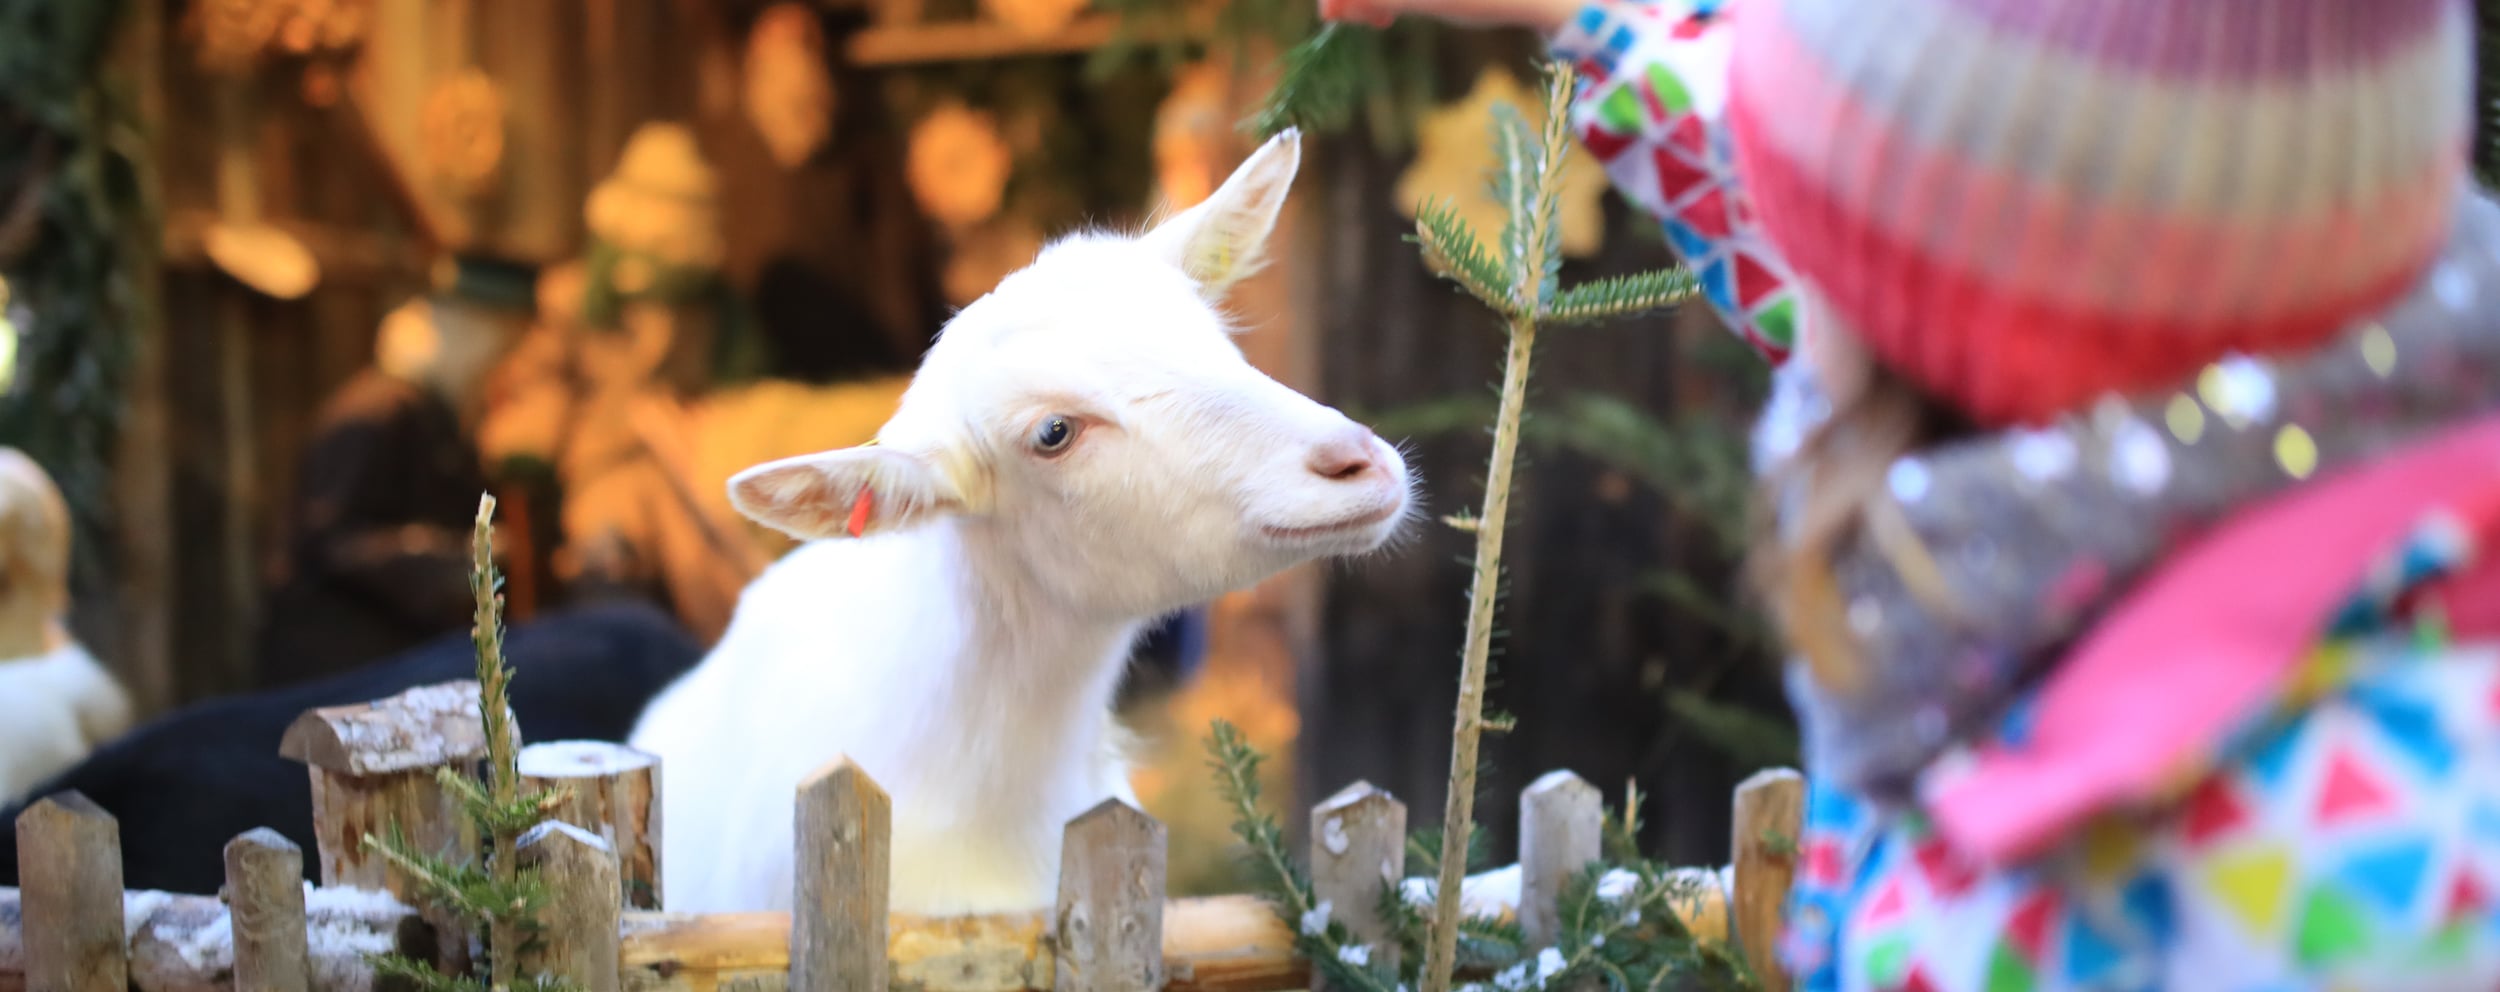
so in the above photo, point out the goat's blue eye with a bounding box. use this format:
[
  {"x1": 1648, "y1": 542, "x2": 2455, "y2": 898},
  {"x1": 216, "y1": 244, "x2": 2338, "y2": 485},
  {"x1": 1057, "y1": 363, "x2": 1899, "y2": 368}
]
[{"x1": 1034, "y1": 416, "x2": 1076, "y2": 453}]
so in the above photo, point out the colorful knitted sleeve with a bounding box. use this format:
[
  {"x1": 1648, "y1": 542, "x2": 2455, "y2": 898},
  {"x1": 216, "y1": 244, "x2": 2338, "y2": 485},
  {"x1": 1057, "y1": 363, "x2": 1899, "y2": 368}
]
[{"x1": 1546, "y1": 0, "x2": 1798, "y2": 365}]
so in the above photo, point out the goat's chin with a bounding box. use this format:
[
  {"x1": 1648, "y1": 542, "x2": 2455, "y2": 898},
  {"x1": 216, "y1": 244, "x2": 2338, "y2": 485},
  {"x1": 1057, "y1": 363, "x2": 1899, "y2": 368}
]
[{"x1": 1254, "y1": 501, "x2": 1411, "y2": 558}]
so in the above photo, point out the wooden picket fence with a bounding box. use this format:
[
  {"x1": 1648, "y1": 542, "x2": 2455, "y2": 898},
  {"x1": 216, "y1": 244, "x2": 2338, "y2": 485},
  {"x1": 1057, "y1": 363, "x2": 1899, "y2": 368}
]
[{"x1": 0, "y1": 679, "x2": 1807, "y2": 991}]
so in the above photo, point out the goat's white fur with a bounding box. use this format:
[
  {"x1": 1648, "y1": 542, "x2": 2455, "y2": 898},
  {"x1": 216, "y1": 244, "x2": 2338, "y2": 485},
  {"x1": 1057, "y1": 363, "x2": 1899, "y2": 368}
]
[
  {"x1": 630, "y1": 130, "x2": 1415, "y2": 914},
  {"x1": 0, "y1": 448, "x2": 133, "y2": 806}
]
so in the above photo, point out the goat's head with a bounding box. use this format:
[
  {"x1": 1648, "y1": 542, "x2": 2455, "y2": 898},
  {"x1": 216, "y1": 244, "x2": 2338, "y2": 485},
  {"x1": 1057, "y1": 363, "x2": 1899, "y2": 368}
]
[{"x1": 728, "y1": 129, "x2": 1413, "y2": 618}]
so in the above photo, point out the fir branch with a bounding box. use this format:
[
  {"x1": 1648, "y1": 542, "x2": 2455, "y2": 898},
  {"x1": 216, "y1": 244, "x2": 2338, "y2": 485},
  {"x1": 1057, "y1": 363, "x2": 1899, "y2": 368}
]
[
  {"x1": 1489, "y1": 102, "x2": 1542, "y2": 303},
  {"x1": 1412, "y1": 200, "x2": 1514, "y2": 308},
  {"x1": 1204, "y1": 721, "x2": 1402, "y2": 992},
  {"x1": 358, "y1": 495, "x2": 580, "y2": 992},
  {"x1": 358, "y1": 825, "x2": 501, "y2": 923},
  {"x1": 1418, "y1": 63, "x2": 1580, "y2": 992},
  {"x1": 370, "y1": 953, "x2": 486, "y2": 992},
  {"x1": 1205, "y1": 720, "x2": 1314, "y2": 919},
  {"x1": 1541, "y1": 269, "x2": 1700, "y2": 325},
  {"x1": 1248, "y1": 24, "x2": 1370, "y2": 138}
]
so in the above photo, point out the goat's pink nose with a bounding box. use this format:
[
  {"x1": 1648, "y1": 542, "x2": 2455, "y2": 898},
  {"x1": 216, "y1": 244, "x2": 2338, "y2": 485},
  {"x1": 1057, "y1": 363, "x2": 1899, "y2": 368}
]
[{"x1": 1308, "y1": 429, "x2": 1385, "y2": 481}]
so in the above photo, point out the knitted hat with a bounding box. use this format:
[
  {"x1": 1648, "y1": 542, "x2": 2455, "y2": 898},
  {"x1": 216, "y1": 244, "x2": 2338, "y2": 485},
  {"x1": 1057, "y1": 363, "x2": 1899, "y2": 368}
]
[{"x1": 1724, "y1": 0, "x2": 2475, "y2": 427}]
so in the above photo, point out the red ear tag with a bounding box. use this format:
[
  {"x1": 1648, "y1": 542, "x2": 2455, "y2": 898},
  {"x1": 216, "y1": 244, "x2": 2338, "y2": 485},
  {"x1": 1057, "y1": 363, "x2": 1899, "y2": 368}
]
[{"x1": 845, "y1": 488, "x2": 875, "y2": 538}]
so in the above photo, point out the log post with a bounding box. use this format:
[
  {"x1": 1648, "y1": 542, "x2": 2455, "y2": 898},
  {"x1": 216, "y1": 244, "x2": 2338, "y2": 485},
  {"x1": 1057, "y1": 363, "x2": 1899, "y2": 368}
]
[
  {"x1": 224, "y1": 828, "x2": 312, "y2": 992},
  {"x1": 1731, "y1": 768, "x2": 1804, "y2": 989},
  {"x1": 1055, "y1": 800, "x2": 1168, "y2": 992},
  {"x1": 518, "y1": 740, "x2": 662, "y2": 910},
  {"x1": 791, "y1": 757, "x2": 890, "y2": 992},
  {"x1": 516, "y1": 821, "x2": 623, "y2": 990},
  {"x1": 14, "y1": 793, "x2": 128, "y2": 992},
  {"x1": 1517, "y1": 770, "x2": 1602, "y2": 951},
  {"x1": 279, "y1": 679, "x2": 499, "y2": 973},
  {"x1": 1307, "y1": 781, "x2": 1403, "y2": 987}
]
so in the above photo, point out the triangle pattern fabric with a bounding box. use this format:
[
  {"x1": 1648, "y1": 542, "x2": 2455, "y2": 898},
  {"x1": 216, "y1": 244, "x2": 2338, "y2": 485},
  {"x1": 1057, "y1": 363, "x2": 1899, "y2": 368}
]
[
  {"x1": 2204, "y1": 844, "x2": 2297, "y2": 939},
  {"x1": 2334, "y1": 837, "x2": 2434, "y2": 915},
  {"x1": 2314, "y1": 749, "x2": 2399, "y2": 827},
  {"x1": 2060, "y1": 915, "x2": 2126, "y2": 984},
  {"x1": 2006, "y1": 890, "x2": 2058, "y2": 961},
  {"x1": 2180, "y1": 779, "x2": 2251, "y2": 849},
  {"x1": 2445, "y1": 868, "x2": 2489, "y2": 921}
]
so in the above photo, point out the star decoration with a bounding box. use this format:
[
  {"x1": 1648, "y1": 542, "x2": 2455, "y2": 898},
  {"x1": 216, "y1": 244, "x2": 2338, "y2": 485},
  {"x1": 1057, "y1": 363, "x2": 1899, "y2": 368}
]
[{"x1": 1394, "y1": 68, "x2": 1609, "y2": 259}]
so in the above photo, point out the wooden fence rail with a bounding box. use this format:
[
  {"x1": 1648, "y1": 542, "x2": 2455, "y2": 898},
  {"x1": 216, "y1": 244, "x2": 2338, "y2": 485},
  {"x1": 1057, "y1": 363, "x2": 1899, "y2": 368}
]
[{"x1": 0, "y1": 679, "x2": 1802, "y2": 991}]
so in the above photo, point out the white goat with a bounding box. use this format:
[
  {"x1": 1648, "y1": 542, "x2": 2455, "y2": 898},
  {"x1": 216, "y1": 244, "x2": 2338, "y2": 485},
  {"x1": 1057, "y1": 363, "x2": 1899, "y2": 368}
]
[
  {"x1": 630, "y1": 130, "x2": 1412, "y2": 915},
  {"x1": 0, "y1": 447, "x2": 133, "y2": 806}
]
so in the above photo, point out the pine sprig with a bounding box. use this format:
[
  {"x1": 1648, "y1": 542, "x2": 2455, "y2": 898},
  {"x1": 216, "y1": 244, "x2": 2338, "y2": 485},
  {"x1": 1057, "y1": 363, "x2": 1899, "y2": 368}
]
[
  {"x1": 1249, "y1": 24, "x2": 1372, "y2": 138},
  {"x1": 361, "y1": 495, "x2": 580, "y2": 992},
  {"x1": 1413, "y1": 199, "x2": 1516, "y2": 307},
  {"x1": 372, "y1": 952, "x2": 487, "y2": 992},
  {"x1": 1540, "y1": 269, "x2": 1701, "y2": 325},
  {"x1": 1205, "y1": 723, "x2": 1758, "y2": 990},
  {"x1": 1206, "y1": 720, "x2": 1403, "y2": 992},
  {"x1": 1489, "y1": 101, "x2": 1543, "y2": 303}
]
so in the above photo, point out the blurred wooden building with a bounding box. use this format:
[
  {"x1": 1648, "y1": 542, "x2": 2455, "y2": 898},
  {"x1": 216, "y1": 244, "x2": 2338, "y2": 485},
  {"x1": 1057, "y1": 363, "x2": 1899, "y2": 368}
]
[{"x1": 57, "y1": 0, "x2": 1788, "y2": 873}]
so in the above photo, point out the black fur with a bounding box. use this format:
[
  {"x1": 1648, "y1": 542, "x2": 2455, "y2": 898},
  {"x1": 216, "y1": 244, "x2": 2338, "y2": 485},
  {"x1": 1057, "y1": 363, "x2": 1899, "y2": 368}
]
[{"x1": 0, "y1": 602, "x2": 702, "y2": 894}]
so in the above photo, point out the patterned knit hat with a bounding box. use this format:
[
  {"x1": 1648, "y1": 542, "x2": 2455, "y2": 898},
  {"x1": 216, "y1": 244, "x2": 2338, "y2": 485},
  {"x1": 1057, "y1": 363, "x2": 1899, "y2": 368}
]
[{"x1": 1724, "y1": 0, "x2": 2475, "y2": 427}]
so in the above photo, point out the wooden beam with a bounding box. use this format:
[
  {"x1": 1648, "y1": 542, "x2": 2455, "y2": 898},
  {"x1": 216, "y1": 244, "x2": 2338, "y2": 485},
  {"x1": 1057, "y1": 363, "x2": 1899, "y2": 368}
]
[
  {"x1": 0, "y1": 884, "x2": 1731, "y2": 992},
  {"x1": 843, "y1": 8, "x2": 1214, "y2": 67},
  {"x1": 846, "y1": 14, "x2": 1124, "y2": 65},
  {"x1": 159, "y1": 210, "x2": 425, "y2": 286}
]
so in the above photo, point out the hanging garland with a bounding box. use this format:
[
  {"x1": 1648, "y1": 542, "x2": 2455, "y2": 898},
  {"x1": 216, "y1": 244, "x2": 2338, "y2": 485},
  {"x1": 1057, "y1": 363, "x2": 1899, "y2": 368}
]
[{"x1": 0, "y1": 0, "x2": 153, "y2": 589}]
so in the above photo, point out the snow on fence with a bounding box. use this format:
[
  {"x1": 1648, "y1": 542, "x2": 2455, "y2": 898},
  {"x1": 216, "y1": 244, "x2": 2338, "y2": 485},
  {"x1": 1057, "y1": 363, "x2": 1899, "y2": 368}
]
[{"x1": 0, "y1": 679, "x2": 1806, "y2": 991}]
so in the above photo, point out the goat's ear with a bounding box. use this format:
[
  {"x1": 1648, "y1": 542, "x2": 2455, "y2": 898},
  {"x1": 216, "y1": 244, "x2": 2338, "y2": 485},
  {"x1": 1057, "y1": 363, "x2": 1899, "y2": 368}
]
[
  {"x1": 1140, "y1": 128, "x2": 1299, "y2": 296},
  {"x1": 727, "y1": 445, "x2": 969, "y2": 541}
]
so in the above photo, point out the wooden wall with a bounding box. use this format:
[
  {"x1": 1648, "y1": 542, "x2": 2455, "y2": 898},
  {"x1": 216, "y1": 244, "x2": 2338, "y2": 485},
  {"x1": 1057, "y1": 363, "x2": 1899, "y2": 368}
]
[{"x1": 100, "y1": 0, "x2": 964, "y2": 713}]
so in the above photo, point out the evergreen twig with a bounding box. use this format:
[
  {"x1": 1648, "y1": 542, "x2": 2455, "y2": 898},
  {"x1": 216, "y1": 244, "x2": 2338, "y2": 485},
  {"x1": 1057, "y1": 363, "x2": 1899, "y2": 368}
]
[
  {"x1": 1205, "y1": 721, "x2": 1759, "y2": 990},
  {"x1": 1541, "y1": 269, "x2": 1701, "y2": 325},
  {"x1": 359, "y1": 495, "x2": 578, "y2": 992},
  {"x1": 1249, "y1": 24, "x2": 1370, "y2": 138},
  {"x1": 471, "y1": 495, "x2": 527, "y2": 992},
  {"x1": 1415, "y1": 63, "x2": 1580, "y2": 992}
]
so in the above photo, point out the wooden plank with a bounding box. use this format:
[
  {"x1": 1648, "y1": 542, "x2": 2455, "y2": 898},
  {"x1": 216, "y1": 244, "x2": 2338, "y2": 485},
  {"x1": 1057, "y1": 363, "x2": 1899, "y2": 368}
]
[
  {"x1": 14, "y1": 794, "x2": 128, "y2": 992},
  {"x1": 844, "y1": 9, "x2": 1213, "y2": 66},
  {"x1": 1054, "y1": 801, "x2": 1167, "y2": 992},
  {"x1": 1306, "y1": 782, "x2": 1403, "y2": 988},
  {"x1": 224, "y1": 829, "x2": 312, "y2": 992},
  {"x1": 519, "y1": 741, "x2": 663, "y2": 910},
  {"x1": 1, "y1": 882, "x2": 1731, "y2": 992},
  {"x1": 790, "y1": 758, "x2": 890, "y2": 992},
  {"x1": 1517, "y1": 771, "x2": 1601, "y2": 951},
  {"x1": 1731, "y1": 769, "x2": 1804, "y2": 989},
  {"x1": 517, "y1": 822, "x2": 623, "y2": 990}
]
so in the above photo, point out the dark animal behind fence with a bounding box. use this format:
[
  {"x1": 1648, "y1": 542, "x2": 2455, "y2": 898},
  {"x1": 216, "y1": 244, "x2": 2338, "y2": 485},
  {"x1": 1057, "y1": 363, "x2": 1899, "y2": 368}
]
[{"x1": 0, "y1": 601, "x2": 703, "y2": 894}]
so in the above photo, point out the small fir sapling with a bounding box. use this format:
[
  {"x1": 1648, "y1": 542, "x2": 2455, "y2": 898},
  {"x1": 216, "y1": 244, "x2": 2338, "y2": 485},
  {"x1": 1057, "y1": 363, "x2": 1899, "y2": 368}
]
[
  {"x1": 359, "y1": 494, "x2": 579, "y2": 992},
  {"x1": 1234, "y1": 52, "x2": 1752, "y2": 992},
  {"x1": 1207, "y1": 720, "x2": 1758, "y2": 991}
]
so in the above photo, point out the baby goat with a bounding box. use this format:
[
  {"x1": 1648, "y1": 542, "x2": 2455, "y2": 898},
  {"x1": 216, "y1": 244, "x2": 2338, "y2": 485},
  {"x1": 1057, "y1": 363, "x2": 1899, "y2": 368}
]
[
  {"x1": 630, "y1": 130, "x2": 1412, "y2": 914},
  {"x1": 0, "y1": 448, "x2": 133, "y2": 805}
]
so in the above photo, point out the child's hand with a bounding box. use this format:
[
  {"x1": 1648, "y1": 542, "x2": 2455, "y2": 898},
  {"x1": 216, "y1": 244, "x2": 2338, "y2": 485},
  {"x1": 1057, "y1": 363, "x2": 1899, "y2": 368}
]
[{"x1": 1318, "y1": 0, "x2": 1584, "y2": 34}]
